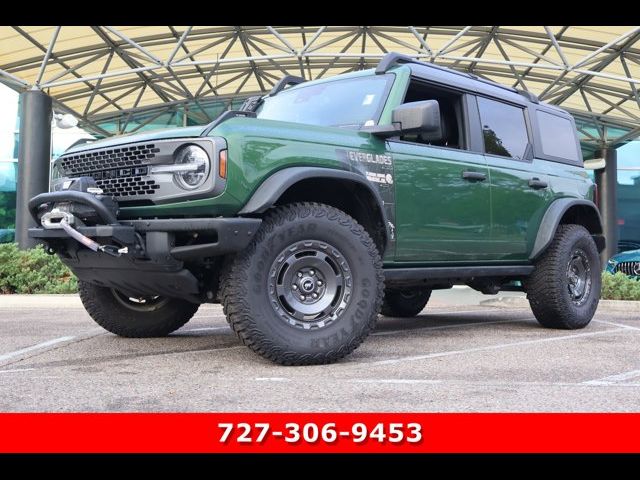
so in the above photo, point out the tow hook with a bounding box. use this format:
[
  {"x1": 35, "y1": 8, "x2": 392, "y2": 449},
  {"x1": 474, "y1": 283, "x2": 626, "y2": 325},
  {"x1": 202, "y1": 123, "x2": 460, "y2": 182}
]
[
  {"x1": 57, "y1": 217, "x2": 128, "y2": 257},
  {"x1": 98, "y1": 244, "x2": 129, "y2": 257}
]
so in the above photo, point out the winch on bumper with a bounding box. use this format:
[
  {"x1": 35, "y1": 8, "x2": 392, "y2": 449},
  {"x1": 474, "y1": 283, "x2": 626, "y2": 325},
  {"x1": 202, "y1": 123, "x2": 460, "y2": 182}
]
[{"x1": 28, "y1": 188, "x2": 261, "y2": 304}]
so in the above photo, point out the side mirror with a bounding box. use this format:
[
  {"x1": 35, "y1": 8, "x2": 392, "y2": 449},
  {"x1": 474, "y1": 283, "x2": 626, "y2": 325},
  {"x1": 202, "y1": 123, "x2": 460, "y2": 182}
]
[
  {"x1": 363, "y1": 100, "x2": 441, "y2": 139},
  {"x1": 392, "y1": 100, "x2": 441, "y2": 136}
]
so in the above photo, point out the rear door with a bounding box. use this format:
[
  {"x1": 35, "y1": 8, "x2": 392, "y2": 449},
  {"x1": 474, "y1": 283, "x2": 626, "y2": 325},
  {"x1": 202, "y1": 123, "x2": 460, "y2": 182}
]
[{"x1": 475, "y1": 96, "x2": 553, "y2": 261}]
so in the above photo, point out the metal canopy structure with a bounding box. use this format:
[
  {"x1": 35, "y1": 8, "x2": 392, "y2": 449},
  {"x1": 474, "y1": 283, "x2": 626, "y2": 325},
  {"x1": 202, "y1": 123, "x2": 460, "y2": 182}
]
[{"x1": 2, "y1": 26, "x2": 640, "y2": 151}]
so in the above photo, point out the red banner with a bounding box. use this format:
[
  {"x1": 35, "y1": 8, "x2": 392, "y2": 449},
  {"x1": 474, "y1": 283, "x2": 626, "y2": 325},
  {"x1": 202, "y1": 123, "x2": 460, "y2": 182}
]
[{"x1": 0, "y1": 413, "x2": 638, "y2": 453}]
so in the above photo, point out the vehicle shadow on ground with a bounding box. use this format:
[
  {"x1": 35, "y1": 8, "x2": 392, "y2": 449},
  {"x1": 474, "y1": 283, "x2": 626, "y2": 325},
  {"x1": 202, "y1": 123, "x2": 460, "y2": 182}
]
[
  {"x1": 373, "y1": 309, "x2": 540, "y2": 334},
  {"x1": 21, "y1": 309, "x2": 542, "y2": 370}
]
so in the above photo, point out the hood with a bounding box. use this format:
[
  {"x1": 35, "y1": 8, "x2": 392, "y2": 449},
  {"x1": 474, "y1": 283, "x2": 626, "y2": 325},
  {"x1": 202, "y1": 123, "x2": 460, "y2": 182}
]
[
  {"x1": 209, "y1": 116, "x2": 371, "y2": 147},
  {"x1": 610, "y1": 249, "x2": 640, "y2": 263},
  {"x1": 64, "y1": 126, "x2": 206, "y2": 154}
]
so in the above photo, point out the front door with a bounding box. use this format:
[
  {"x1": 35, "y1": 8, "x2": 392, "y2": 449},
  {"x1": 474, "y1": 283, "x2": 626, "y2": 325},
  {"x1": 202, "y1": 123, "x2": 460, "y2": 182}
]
[{"x1": 391, "y1": 141, "x2": 492, "y2": 263}]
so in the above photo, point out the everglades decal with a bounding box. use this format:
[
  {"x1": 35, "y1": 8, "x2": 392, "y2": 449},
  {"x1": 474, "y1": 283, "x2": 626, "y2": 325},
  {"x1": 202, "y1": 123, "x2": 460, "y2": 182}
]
[
  {"x1": 366, "y1": 172, "x2": 394, "y2": 185},
  {"x1": 336, "y1": 149, "x2": 394, "y2": 187},
  {"x1": 347, "y1": 150, "x2": 392, "y2": 166},
  {"x1": 336, "y1": 148, "x2": 396, "y2": 252}
]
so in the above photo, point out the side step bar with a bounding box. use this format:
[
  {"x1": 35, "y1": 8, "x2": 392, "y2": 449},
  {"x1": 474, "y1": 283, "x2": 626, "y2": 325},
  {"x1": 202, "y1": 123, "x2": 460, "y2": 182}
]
[{"x1": 384, "y1": 265, "x2": 534, "y2": 282}]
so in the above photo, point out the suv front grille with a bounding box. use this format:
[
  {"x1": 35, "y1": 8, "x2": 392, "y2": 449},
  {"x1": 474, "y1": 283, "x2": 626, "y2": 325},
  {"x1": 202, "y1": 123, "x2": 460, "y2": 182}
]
[
  {"x1": 57, "y1": 142, "x2": 163, "y2": 200},
  {"x1": 95, "y1": 176, "x2": 160, "y2": 197},
  {"x1": 613, "y1": 261, "x2": 640, "y2": 276},
  {"x1": 59, "y1": 143, "x2": 160, "y2": 176}
]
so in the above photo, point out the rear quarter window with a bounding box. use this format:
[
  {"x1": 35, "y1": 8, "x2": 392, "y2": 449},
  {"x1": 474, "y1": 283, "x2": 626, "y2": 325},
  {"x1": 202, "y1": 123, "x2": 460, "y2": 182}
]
[{"x1": 536, "y1": 110, "x2": 580, "y2": 162}]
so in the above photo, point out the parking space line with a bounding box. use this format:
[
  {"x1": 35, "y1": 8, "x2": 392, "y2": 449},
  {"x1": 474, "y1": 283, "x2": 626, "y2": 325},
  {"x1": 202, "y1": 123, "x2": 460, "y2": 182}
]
[
  {"x1": 419, "y1": 308, "x2": 501, "y2": 315},
  {"x1": 352, "y1": 379, "x2": 442, "y2": 385},
  {"x1": 0, "y1": 367, "x2": 37, "y2": 374},
  {"x1": 582, "y1": 369, "x2": 640, "y2": 386},
  {"x1": 373, "y1": 318, "x2": 529, "y2": 336},
  {"x1": 255, "y1": 377, "x2": 290, "y2": 382},
  {"x1": 592, "y1": 319, "x2": 640, "y2": 330},
  {"x1": 0, "y1": 336, "x2": 75, "y2": 363},
  {"x1": 183, "y1": 326, "x2": 230, "y2": 333},
  {"x1": 366, "y1": 328, "x2": 630, "y2": 367}
]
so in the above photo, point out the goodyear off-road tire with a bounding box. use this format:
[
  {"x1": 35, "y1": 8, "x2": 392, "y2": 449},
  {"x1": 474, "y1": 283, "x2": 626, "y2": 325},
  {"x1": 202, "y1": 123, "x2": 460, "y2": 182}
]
[
  {"x1": 220, "y1": 202, "x2": 384, "y2": 365},
  {"x1": 526, "y1": 224, "x2": 601, "y2": 329},
  {"x1": 381, "y1": 288, "x2": 432, "y2": 317},
  {"x1": 79, "y1": 281, "x2": 199, "y2": 337}
]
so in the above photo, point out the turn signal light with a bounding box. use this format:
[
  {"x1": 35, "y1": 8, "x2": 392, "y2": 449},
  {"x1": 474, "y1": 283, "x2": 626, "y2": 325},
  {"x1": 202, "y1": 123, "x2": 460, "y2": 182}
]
[{"x1": 219, "y1": 149, "x2": 228, "y2": 179}]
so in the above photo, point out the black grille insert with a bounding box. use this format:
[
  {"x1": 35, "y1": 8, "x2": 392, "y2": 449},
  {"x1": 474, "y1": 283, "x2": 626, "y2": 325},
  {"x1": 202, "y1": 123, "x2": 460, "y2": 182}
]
[
  {"x1": 95, "y1": 177, "x2": 161, "y2": 197},
  {"x1": 59, "y1": 143, "x2": 160, "y2": 176}
]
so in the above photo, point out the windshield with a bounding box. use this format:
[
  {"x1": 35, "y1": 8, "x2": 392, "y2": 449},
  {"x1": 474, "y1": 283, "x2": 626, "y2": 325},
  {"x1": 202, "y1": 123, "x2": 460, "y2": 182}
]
[{"x1": 256, "y1": 74, "x2": 394, "y2": 129}]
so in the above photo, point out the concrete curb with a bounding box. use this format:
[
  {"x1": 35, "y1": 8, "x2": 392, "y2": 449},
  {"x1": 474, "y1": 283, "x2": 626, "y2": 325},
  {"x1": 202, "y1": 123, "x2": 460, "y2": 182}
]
[{"x1": 481, "y1": 296, "x2": 640, "y2": 313}]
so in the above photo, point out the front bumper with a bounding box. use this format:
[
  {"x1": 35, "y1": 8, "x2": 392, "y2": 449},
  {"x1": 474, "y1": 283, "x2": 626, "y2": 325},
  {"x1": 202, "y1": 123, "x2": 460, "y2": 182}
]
[
  {"x1": 29, "y1": 217, "x2": 261, "y2": 259},
  {"x1": 29, "y1": 191, "x2": 261, "y2": 302}
]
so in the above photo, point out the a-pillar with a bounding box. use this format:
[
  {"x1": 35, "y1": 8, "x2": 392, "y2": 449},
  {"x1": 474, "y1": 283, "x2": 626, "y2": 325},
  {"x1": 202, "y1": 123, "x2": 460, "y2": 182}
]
[
  {"x1": 15, "y1": 89, "x2": 52, "y2": 249},
  {"x1": 594, "y1": 147, "x2": 618, "y2": 263}
]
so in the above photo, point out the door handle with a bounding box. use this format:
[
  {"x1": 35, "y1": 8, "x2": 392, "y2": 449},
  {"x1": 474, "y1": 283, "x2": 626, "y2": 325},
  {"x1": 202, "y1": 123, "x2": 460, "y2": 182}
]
[
  {"x1": 462, "y1": 171, "x2": 487, "y2": 182},
  {"x1": 528, "y1": 178, "x2": 548, "y2": 189}
]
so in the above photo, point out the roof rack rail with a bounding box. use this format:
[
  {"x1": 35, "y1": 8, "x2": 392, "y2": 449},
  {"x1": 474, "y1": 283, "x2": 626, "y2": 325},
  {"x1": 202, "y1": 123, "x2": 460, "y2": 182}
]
[
  {"x1": 517, "y1": 89, "x2": 540, "y2": 104},
  {"x1": 268, "y1": 75, "x2": 306, "y2": 96},
  {"x1": 376, "y1": 52, "x2": 522, "y2": 95},
  {"x1": 375, "y1": 52, "x2": 424, "y2": 74},
  {"x1": 375, "y1": 52, "x2": 477, "y2": 79}
]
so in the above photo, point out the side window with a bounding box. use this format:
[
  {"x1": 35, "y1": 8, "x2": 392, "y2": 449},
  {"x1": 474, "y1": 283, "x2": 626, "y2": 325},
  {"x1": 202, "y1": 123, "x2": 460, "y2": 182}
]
[
  {"x1": 535, "y1": 110, "x2": 580, "y2": 162},
  {"x1": 477, "y1": 97, "x2": 529, "y2": 160},
  {"x1": 400, "y1": 80, "x2": 465, "y2": 150}
]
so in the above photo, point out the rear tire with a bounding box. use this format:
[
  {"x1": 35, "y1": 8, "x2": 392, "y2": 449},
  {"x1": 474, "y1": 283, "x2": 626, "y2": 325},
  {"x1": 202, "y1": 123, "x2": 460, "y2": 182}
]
[
  {"x1": 79, "y1": 281, "x2": 199, "y2": 337},
  {"x1": 526, "y1": 224, "x2": 601, "y2": 329},
  {"x1": 221, "y1": 202, "x2": 384, "y2": 365},
  {"x1": 381, "y1": 288, "x2": 431, "y2": 317}
]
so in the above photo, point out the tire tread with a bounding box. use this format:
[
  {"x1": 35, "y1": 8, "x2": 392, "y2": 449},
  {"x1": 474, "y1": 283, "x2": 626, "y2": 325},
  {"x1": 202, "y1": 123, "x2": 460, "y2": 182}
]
[{"x1": 220, "y1": 202, "x2": 384, "y2": 365}]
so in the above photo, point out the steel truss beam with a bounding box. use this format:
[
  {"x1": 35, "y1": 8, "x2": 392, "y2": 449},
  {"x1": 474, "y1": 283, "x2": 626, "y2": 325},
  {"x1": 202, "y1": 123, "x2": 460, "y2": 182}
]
[{"x1": 2, "y1": 26, "x2": 640, "y2": 145}]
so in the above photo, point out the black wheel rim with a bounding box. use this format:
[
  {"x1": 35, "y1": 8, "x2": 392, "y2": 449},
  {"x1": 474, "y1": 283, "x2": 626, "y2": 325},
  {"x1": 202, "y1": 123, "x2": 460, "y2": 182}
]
[
  {"x1": 111, "y1": 289, "x2": 169, "y2": 312},
  {"x1": 268, "y1": 240, "x2": 352, "y2": 329},
  {"x1": 566, "y1": 248, "x2": 592, "y2": 306}
]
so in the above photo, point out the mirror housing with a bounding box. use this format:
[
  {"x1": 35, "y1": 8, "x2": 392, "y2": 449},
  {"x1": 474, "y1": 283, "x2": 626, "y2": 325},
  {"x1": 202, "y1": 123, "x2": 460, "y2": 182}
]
[{"x1": 363, "y1": 100, "x2": 441, "y2": 139}]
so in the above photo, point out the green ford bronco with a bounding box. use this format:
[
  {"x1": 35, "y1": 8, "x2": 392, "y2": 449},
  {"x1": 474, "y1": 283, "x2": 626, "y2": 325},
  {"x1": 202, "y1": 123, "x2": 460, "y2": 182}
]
[{"x1": 29, "y1": 52, "x2": 605, "y2": 365}]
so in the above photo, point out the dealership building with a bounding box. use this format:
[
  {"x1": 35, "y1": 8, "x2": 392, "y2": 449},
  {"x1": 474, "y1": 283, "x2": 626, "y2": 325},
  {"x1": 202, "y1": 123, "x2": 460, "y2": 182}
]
[{"x1": 1, "y1": 26, "x2": 639, "y2": 259}]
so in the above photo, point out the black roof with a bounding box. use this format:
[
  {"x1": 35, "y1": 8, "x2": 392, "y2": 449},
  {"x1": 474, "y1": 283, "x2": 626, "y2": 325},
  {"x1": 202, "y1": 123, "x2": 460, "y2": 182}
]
[{"x1": 377, "y1": 52, "x2": 568, "y2": 116}]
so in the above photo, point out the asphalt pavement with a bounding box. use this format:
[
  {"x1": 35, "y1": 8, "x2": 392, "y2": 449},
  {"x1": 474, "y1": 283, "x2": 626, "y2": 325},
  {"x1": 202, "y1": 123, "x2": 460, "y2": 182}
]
[{"x1": 0, "y1": 287, "x2": 638, "y2": 412}]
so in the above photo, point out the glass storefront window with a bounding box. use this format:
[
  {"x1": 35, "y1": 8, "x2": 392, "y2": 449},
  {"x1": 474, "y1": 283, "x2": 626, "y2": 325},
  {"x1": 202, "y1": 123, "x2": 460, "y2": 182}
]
[
  {"x1": 0, "y1": 161, "x2": 17, "y2": 243},
  {"x1": 616, "y1": 141, "x2": 640, "y2": 251}
]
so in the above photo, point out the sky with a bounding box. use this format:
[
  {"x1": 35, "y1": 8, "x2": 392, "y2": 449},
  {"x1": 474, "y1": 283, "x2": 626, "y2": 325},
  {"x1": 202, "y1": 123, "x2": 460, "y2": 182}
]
[
  {"x1": 0, "y1": 83, "x2": 92, "y2": 161},
  {"x1": 617, "y1": 141, "x2": 640, "y2": 185},
  {"x1": 0, "y1": 84, "x2": 18, "y2": 160}
]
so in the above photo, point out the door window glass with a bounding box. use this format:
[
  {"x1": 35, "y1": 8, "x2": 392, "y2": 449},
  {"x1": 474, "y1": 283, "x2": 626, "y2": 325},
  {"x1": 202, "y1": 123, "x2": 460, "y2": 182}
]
[{"x1": 477, "y1": 97, "x2": 529, "y2": 160}]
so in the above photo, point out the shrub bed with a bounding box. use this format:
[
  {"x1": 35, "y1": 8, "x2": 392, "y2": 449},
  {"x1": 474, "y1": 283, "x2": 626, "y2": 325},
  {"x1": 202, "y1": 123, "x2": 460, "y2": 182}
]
[{"x1": 0, "y1": 243, "x2": 78, "y2": 294}]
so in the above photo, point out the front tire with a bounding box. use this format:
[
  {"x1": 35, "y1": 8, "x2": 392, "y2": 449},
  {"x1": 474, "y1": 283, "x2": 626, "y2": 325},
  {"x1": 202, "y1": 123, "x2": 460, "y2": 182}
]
[
  {"x1": 381, "y1": 288, "x2": 432, "y2": 317},
  {"x1": 79, "y1": 281, "x2": 199, "y2": 337},
  {"x1": 221, "y1": 202, "x2": 384, "y2": 365},
  {"x1": 526, "y1": 224, "x2": 601, "y2": 329}
]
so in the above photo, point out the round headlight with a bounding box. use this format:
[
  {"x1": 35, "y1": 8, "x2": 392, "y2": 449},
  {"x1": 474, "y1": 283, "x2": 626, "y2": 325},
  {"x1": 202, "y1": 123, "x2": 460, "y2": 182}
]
[{"x1": 174, "y1": 145, "x2": 210, "y2": 190}]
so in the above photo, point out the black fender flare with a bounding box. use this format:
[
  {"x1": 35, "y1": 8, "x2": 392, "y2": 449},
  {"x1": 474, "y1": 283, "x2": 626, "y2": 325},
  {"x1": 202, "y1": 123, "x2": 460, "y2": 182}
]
[
  {"x1": 530, "y1": 198, "x2": 604, "y2": 261},
  {"x1": 238, "y1": 166, "x2": 391, "y2": 251}
]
